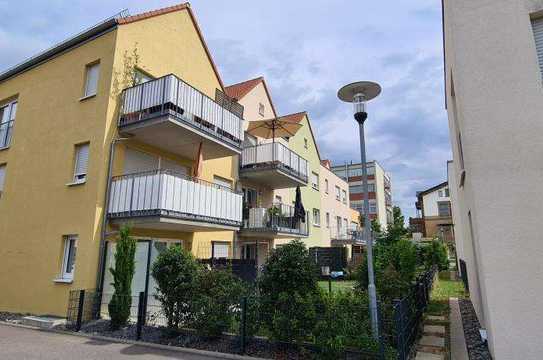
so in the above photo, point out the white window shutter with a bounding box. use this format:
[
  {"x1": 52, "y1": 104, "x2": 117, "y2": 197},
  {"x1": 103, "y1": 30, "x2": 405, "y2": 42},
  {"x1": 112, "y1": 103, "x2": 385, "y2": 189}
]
[
  {"x1": 74, "y1": 143, "x2": 89, "y2": 180},
  {"x1": 0, "y1": 165, "x2": 5, "y2": 191},
  {"x1": 85, "y1": 63, "x2": 100, "y2": 96}
]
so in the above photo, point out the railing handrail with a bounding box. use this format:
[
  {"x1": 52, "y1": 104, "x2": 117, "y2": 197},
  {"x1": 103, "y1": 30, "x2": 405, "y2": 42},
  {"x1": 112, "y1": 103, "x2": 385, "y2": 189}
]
[
  {"x1": 112, "y1": 169, "x2": 241, "y2": 194},
  {"x1": 120, "y1": 73, "x2": 243, "y2": 122},
  {"x1": 241, "y1": 142, "x2": 308, "y2": 164}
]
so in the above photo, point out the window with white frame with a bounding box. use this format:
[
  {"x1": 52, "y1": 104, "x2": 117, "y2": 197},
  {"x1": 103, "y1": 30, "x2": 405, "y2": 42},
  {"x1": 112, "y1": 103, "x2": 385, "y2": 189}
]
[
  {"x1": 258, "y1": 103, "x2": 265, "y2": 116},
  {"x1": 0, "y1": 100, "x2": 17, "y2": 148},
  {"x1": 325, "y1": 179, "x2": 329, "y2": 193},
  {"x1": 60, "y1": 235, "x2": 77, "y2": 281},
  {"x1": 134, "y1": 68, "x2": 153, "y2": 85},
  {"x1": 343, "y1": 218, "x2": 348, "y2": 232},
  {"x1": 325, "y1": 212, "x2": 330, "y2": 228},
  {"x1": 0, "y1": 164, "x2": 5, "y2": 196},
  {"x1": 313, "y1": 208, "x2": 320, "y2": 226},
  {"x1": 369, "y1": 202, "x2": 377, "y2": 214},
  {"x1": 342, "y1": 190, "x2": 347, "y2": 204},
  {"x1": 83, "y1": 62, "x2": 100, "y2": 98},
  {"x1": 311, "y1": 172, "x2": 319, "y2": 190},
  {"x1": 73, "y1": 143, "x2": 90, "y2": 183},
  {"x1": 212, "y1": 242, "x2": 229, "y2": 259},
  {"x1": 335, "y1": 185, "x2": 340, "y2": 200}
]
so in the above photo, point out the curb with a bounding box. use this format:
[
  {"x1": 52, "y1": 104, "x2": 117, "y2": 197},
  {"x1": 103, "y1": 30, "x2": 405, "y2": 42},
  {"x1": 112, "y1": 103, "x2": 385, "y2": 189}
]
[{"x1": 0, "y1": 321, "x2": 269, "y2": 360}]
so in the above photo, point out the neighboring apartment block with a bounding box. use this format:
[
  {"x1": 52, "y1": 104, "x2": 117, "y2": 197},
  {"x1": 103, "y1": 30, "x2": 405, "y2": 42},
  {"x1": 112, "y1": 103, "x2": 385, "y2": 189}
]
[
  {"x1": 443, "y1": 0, "x2": 543, "y2": 357},
  {"x1": 330, "y1": 161, "x2": 392, "y2": 230},
  {"x1": 411, "y1": 182, "x2": 454, "y2": 242}
]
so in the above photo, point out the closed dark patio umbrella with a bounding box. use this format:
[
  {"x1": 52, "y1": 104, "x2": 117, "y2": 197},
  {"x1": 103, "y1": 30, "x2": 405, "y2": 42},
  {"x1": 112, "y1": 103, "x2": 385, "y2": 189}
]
[{"x1": 294, "y1": 186, "x2": 306, "y2": 223}]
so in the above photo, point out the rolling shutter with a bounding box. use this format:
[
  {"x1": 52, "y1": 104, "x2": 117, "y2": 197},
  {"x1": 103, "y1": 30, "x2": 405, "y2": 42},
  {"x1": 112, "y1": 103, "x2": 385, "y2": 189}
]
[
  {"x1": 123, "y1": 148, "x2": 159, "y2": 174},
  {"x1": 212, "y1": 243, "x2": 229, "y2": 259},
  {"x1": 0, "y1": 164, "x2": 5, "y2": 191},
  {"x1": 532, "y1": 17, "x2": 543, "y2": 78},
  {"x1": 74, "y1": 143, "x2": 89, "y2": 180}
]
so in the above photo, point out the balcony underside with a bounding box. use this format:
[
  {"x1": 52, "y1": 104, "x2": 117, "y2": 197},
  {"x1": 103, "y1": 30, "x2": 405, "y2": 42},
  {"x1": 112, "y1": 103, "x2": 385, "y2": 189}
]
[
  {"x1": 240, "y1": 164, "x2": 307, "y2": 189},
  {"x1": 239, "y1": 227, "x2": 308, "y2": 239},
  {"x1": 108, "y1": 210, "x2": 241, "y2": 232},
  {"x1": 119, "y1": 111, "x2": 241, "y2": 161}
]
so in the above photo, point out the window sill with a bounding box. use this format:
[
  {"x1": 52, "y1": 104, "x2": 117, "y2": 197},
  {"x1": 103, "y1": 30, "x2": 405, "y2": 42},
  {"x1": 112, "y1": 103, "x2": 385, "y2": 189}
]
[
  {"x1": 79, "y1": 93, "x2": 96, "y2": 102},
  {"x1": 66, "y1": 180, "x2": 86, "y2": 187},
  {"x1": 0, "y1": 145, "x2": 9, "y2": 152},
  {"x1": 313, "y1": 224, "x2": 321, "y2": 228},
  {"x1": 53, "y1": 278, "x2": 73, "y2": 284}
]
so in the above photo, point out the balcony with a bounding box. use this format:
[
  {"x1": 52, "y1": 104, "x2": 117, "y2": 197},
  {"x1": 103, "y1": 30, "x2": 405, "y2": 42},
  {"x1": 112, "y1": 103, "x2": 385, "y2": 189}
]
[
  {"x1": 240, "y1": 203, "x2": 308, "y2": 239},
  {"x1": 108, "y1": 170, "x2": 242, "y2": 231},
  {"x1": 240, "y1": 142, "x2": 308, "y2": 189},
  {"x1": 329, "y1": 226, "x2": 364, "y2": 246},
  {"x1": 118, "y1": 74, "x2": 244, "y2": 160}
]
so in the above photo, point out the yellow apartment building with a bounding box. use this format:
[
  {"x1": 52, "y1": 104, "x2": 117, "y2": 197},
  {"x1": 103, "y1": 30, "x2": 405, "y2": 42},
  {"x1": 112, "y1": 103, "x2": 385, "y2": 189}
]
[{"x1": 0, "y1": 3, "x2": 244, "y2": 316}]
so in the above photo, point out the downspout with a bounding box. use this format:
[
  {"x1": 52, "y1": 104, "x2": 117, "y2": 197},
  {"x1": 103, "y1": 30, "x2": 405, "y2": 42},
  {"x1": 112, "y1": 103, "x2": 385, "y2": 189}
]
[{"x1": 96, "y1": 136, "x2": 130, "y2": 292}]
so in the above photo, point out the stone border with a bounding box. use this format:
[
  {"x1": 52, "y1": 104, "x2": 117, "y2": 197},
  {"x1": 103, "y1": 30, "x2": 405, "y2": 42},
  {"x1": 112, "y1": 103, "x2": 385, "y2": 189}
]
[{"x1": 0, "y1": 321, "x2": 269, "y2": 360}]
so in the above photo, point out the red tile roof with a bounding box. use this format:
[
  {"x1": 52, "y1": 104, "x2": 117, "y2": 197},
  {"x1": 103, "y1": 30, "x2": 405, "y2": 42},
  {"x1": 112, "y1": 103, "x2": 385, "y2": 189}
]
[
  {"x1": 118, "y1": 3, "x2": 225, "y2": 91},
  {"x1": 278, "y1": 111, "x2": 307, "y2": 123},
  {"x1": 225, "y1": 77, "x2": 263, "y2": 100},
  {"x1": 321, "y1": 160, "x2": 331, "y2": 169}
]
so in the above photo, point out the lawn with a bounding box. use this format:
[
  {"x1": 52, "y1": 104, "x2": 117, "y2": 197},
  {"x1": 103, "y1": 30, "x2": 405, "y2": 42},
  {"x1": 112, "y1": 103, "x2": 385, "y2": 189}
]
[
  {"x1": 318, "y1": 280, "x2": 356, "y2": 293},
  {"x1": 427, "y1": 271, "x2": 467, "y2": 315}
]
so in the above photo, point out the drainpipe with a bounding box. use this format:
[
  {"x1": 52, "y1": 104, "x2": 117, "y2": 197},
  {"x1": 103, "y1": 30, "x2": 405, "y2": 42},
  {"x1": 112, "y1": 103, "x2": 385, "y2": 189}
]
[{"x1": 95, "y1": 136, "x2": 131, "y2": 292}]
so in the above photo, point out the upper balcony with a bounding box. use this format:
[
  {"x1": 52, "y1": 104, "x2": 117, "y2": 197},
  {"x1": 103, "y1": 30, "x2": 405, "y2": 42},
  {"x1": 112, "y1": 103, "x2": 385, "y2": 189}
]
[
  {"x1": 108, "y1": 170, "x2": 242, "y2": 232},
  {"x1": 240, "y1": 142, "x2": 308, "y2": 189},
  {"x1": 118, "y1": 74, "x2": 244, "y2": 161},
  {"x1": 240, "y1": 203, "x2": 308, "y2": 239}
]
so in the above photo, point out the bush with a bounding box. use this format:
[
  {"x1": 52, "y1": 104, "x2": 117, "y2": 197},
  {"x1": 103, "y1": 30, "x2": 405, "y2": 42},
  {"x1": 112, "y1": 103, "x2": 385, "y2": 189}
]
[
  {"x1": 191, "y1": 269, "x2": 244, "y2": 338},
  {"x1": 151, "y1": 246, "x2": 201, "y2": 328},
  {"x1": 258, "y1": 240, "x2": 321, "y2": 342},
  {"x1": 108, "y1": 226, "x2": 136, "y2": 330},
  {"x1": 422, "y1": 240, "x2": 448, "y2": 271}
]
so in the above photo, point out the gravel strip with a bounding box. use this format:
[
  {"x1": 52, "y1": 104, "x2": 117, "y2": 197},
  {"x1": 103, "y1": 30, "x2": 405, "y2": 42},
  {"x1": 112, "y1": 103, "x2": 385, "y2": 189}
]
[
  {"x1": 0, "y1": 312, "x2": 25, "y2": 323},
  {"x1": 458, "y1": 299, "x2": 492, "y2": 360}
]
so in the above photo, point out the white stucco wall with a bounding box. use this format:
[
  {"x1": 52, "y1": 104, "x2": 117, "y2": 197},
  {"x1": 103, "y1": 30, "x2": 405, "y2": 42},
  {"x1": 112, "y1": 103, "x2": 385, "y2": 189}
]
[
  {"x1": 444, "y1": 1, "x2": 543, "y2": 358},
  {"x1": 422, "y1": 187, "x2": 450, "y2": 217}
]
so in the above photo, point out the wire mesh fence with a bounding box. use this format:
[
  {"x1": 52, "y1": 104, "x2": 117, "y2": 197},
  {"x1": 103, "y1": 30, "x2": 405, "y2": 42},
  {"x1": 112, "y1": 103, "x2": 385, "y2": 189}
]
[{"x1": 66, "y1": 267, "x2": 437, "y2": 359}]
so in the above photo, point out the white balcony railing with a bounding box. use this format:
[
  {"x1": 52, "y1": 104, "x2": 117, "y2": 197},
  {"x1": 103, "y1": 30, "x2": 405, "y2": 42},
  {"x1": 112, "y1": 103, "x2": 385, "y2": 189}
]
[
  {"x1": 108, "y1": 170, "x2": 242, "y2": 227},
  {"x1": 119, "y1": 74, "x2": 244, "y2": 148},
  {"x1": 241, "y1": 142, "x2": 308, "y2": 182}
]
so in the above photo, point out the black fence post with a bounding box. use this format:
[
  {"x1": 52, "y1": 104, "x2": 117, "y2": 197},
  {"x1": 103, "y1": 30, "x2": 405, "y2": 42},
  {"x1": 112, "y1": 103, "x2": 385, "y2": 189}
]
[
  {"x1": 393, "y1": 299, "x2": 405, "y2": 360},
  {"x1": 377, "y1": 301, "x2": 386, "y2": 360},
  {"x1": 76, "y1": 289, "x2": 85, "y2": 332},
  {"x1": 240, "y1": 297, "x2": 247, "y2": 354},
  {"x1": 136, "y1": 292, "x2": 145, "y2": 341}
]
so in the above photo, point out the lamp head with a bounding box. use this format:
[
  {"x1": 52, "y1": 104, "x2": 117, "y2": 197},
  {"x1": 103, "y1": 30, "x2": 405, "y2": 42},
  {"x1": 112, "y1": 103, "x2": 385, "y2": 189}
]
[{"x1": 338, "y1": 81, "x2": 381, "y2": 124}]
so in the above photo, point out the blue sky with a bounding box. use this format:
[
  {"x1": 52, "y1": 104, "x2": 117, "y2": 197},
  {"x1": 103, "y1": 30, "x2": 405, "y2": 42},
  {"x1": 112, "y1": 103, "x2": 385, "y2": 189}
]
[{"x1": 0, "y1": 0, "x2": 451, "y2": 220}]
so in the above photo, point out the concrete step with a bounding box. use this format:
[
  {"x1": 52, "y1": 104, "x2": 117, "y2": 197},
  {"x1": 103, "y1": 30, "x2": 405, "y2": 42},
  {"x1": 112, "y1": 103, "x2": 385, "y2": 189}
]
[
  {"x1": 21, "y1": 316, "x2": 65, "y2": 329},
  {"x1": 415, "y1": 352, "x2": 444, "y2": 360},
  {"x1": 419, "y1": 335, "x2": 445, "y2": 348},
  {"x1": 423, "y1": 324, "x2": 446, "y2": 337},
  {"x1": 426, "y1": 315, "x2": 446, "y2": 321}
]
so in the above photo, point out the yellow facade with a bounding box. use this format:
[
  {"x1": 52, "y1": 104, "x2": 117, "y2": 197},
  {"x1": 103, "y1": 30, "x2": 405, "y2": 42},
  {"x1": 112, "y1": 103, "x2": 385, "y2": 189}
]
[{"x1": 0, "y1": 6, "x2": 239, "y2": 316}]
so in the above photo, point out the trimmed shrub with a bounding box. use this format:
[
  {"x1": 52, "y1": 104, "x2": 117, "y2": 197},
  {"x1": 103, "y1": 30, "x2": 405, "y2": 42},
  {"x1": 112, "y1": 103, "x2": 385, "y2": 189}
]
[
  {"x1": 151, "y1": 245, "x2": 201, "y2": 328},
  {"x1": 191, "y1": 269, "x2": 244, "y2": 338},
  {"x1": 422, "y1": 240, "x2": 449, "y2": 270},
  {"x1": 258, "y1": 240, "x2": 321, "y2": 342},
  {"x1": 108, "y1": 226, "x2": 136, "y2": 330}
]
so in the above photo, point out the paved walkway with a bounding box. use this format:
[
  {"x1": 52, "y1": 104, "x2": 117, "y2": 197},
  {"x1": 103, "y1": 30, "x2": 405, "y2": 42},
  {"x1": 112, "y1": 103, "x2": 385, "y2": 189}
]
[
  {"x1": 450, "y1": 297, "x2": 469, "y2": 360},
  {"x1": 0, "y1": 324, "x2": 224, "y2": 360}
]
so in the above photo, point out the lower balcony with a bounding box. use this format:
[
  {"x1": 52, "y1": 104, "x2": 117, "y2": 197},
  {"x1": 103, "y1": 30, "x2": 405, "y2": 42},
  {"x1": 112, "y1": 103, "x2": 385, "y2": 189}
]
[
  {"x1": 240, "y1": 142, "x2": 308, "y2": 189},
  {"x1": 240, "y1": 203, "x2": 308, "y2": 239},
  {"x1": 108, "y1": 170, "x2": 242, "y2": 231}
]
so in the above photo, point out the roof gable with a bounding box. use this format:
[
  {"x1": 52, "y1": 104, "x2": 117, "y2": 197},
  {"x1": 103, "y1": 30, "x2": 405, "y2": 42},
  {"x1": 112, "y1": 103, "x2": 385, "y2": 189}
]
[{"x1": 225, "y1": 77, "x2": 278, "y2": 117}]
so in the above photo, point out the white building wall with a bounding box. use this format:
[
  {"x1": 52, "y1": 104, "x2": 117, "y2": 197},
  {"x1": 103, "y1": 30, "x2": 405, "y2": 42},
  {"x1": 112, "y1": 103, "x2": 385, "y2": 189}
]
[
  {"x1": 422, "y1": 187, "x2": 450, "y2": 217},
  {"x1": 444, "y1": 1, "x2": 543, "y2": 358}
]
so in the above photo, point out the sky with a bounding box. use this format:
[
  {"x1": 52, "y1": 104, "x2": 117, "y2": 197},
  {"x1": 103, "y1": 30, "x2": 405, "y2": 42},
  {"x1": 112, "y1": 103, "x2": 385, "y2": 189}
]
[{"x1": 0, "y1": 0, "x2": 451, "y2": 220}]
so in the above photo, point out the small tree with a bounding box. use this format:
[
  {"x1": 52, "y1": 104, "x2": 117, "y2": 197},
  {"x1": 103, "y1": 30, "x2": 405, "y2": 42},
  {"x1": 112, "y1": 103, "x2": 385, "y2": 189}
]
[
  {"x1": 258, "y1": 240, "x2": 321, "y2": 342},
  {"x1": 108, "y1": 225, "x2": 137, "y2": 329},
  {"x1": 151, "y1": 246, "x2": 201, "y2": 328},
  {"x1": 423, "y1": 239, "x2": 449, "y2": 271}
]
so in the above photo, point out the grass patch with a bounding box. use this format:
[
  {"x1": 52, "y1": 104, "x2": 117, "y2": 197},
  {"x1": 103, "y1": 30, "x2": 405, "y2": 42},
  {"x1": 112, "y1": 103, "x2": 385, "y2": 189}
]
[
  {"x1": 432, "y1": 272, "x2": 467, "y2": 302},
  {"x1": 318, "y1": 280, "x2": 356, "y2": 293}
]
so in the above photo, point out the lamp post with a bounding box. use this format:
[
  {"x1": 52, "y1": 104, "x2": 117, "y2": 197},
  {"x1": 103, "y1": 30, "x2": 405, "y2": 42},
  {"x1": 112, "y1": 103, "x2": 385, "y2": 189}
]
[{"x1": 338, "y1": 81, "x2": 381, "y2": 340}]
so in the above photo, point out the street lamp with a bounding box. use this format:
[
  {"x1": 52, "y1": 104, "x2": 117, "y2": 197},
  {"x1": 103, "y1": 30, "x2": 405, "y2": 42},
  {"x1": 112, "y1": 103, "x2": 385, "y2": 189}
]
[{"x1": 338, "y1": 81, "x2": 381, "y2": 340}]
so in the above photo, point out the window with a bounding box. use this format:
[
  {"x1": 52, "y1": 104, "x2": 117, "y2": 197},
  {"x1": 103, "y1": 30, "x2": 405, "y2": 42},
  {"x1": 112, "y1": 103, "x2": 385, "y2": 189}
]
[
  {"x1": 325, "y1": 179, "x2": 329, "y2": 193},
  {"x1": 258, "y1": 102, "x2": 265, "y2": 116},
  {"x1": 0, "y1": 164, "x2": 5, "y2": 196},
  {"x1": 438, "y1": 201, "x2": 451, "y2": 217},
  {"x1": 531, "y1": 17, "x2": 543, "y2": 80},
  {"x1": 60, "y1": 235, "x2": 77, "y2": 281},
  {"x1": 369, "y1": 202, "x2": 377, "y2": 214},
  {"x1": 83, "y1": 62, "x2": 100, "y2": 97},
  {"x1": 325, "y1": 212, "x2": 330, "y2": 228},
  {"x1": 343, "y1": 218, "x2": 348, "y2": 232},
  {"x1": 73, "y1": 143, "x2": 90, "y2": 183},
  {"x1": 313, "y1": 208, "x2": 321, "y2": 226},
  {"x1": 134, "y1": 68, "x2": 153, "y2": 85},
  {"x1": 342, "y1": 190, "x2": 347, "y2": 204},
  {"x1": 311, "y1": 172, "x2": 319, "y2": 190},
  {"x1": 0, "y1": 100, "x2": 17, "y2": 148},
  {"x1": 335, "y1": 185, "x2": 340, "y2": 200},
  {"x1": 213, "y1": 175, "x2": 232, "y2": 189},
  {"x1": 444, "y1": 188, "x2": 450, "y2": 197},
  {"x1": 304, "y1": 138, "x2": 308, "y2": 149},
  {"x1": 212, "y1": 242, "x2": 229, "y2": 259}
]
